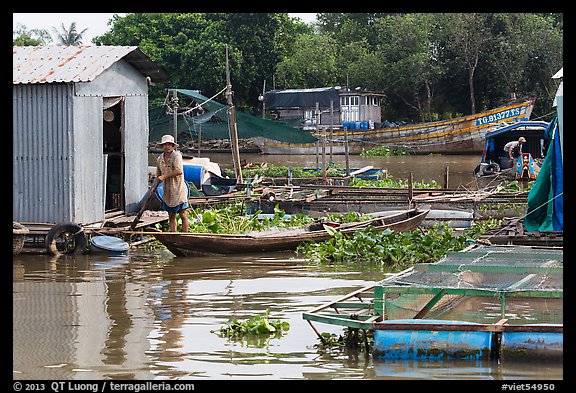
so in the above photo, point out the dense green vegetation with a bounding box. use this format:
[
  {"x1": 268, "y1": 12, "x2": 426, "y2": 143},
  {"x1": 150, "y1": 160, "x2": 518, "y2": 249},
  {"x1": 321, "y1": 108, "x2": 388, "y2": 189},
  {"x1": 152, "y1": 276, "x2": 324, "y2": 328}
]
[
  {"x1": 296, "y1": 219, "x2": 500, "y2": 269},
  {"x1": 221, "y1": 164, "x2": 442, "y2": 188},
  {"x1": 14, "y1": 13, "x2": 562, "y2": 123},
  {"x1": 157, "y1": 202, "x2": 369, "y2": 233}
]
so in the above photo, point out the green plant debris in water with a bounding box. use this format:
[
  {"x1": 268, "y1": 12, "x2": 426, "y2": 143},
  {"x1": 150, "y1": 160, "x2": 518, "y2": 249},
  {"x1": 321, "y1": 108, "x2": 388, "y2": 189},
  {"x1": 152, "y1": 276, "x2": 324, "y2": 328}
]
[{"x1": 214, "y1": 309, "x2": 290, "y2": 339}]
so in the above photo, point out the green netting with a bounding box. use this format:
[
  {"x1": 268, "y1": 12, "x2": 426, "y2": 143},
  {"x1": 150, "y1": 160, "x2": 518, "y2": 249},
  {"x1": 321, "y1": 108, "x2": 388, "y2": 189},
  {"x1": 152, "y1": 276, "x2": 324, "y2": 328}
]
[
  {"x1": 374, "y1": 245, "x2": 563, "y2": 325},
  {"x1": 381, "y1": 246, "x2": 563, "y2": 292},
  {"x1": 149, "y1": 88, "x2": 318, "y2": 144}
]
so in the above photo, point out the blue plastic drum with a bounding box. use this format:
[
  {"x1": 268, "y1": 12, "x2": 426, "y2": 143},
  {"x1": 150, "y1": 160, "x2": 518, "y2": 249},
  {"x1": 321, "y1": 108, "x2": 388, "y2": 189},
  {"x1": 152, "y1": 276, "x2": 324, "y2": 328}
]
[
  {"x1": 182, "y1": 165, "x2": 204, "y2": 188},
  {"x1": 373, "y1": 319, "x2": 493, "y2": 360}
]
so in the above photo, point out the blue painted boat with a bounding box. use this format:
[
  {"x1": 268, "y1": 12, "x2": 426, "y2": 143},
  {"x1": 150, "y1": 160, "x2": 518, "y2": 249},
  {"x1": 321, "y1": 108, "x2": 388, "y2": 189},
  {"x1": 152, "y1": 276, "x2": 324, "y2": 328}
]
[
  {"x1": 90, "y1": 235, "x2": 130, "y2": 255},
  {"x1": 474, "y1": 120, "x2": 548, "y2": 177}
]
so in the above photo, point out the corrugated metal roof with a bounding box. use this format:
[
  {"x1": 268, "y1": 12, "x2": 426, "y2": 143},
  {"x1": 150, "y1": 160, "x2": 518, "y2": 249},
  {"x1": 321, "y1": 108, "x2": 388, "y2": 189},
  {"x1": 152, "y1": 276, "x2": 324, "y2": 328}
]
[{"x1": 13, "y1": 45, "x2": 170, "y2": 84}]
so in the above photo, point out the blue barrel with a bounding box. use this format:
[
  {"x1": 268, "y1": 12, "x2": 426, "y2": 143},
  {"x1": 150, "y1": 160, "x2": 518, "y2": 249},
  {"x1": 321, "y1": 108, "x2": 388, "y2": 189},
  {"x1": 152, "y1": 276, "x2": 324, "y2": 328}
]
[
  {"x1": 183, "y1": 165, "x2": 204, "y2": 188},
  {"x1": 90, "y1": 235, "x2": 130, "y2": 255},
  {"x1": 373, "y1": 319, "x2": 493, "y2": 360},
  {"x1": 501, "y1": 327, "x2": 563, "y2": 361}
]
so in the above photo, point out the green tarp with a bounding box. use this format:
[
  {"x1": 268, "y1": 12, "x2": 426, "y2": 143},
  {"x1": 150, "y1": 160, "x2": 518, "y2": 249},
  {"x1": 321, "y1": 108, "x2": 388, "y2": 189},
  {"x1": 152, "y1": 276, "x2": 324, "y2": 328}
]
[
  {"x1": 524, "y1": 115, "x2": 563, "y2": 232},
  {"x1": 149, "y1": 88, "x2": 317, "y2": 144}
]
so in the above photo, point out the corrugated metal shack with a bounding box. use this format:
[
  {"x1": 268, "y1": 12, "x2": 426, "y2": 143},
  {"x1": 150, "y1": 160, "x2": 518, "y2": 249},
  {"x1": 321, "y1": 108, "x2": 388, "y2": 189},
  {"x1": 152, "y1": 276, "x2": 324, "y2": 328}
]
[{"x1": 13, "y1": 46, "x2": 170, "y2": 225}]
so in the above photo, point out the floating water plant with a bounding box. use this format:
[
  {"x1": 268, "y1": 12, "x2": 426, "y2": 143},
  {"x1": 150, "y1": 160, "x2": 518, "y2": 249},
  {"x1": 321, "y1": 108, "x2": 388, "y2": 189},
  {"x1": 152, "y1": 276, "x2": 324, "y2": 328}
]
[
  {"x1": 297, "y1": 220, "x2": 501, "y2": 267},
  {"x1": 214, "y1": 309, "x2": 290, "y2": 339}
]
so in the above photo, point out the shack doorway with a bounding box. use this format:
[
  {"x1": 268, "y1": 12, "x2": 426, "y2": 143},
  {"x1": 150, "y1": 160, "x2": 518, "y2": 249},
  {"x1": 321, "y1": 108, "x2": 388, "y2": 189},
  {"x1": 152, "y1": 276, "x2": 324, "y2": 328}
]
[{"x1": 103, "y1": 97, "x2": 125, "y2": 212}]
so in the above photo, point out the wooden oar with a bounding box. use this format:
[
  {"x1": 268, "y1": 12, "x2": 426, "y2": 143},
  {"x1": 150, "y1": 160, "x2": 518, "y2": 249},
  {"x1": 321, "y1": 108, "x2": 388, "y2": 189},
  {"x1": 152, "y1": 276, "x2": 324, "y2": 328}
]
[{"x1": 129, "y1": 181, "x2": 160, "y2": 231}]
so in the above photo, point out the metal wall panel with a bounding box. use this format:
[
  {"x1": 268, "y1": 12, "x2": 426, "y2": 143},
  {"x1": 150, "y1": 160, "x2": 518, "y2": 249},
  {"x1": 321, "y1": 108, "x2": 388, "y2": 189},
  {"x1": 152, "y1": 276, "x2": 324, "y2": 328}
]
[
  {"x1": 13, "y1": 83, "x2": 74, "y2": 223},
  {"x1": 72, "y1": 95, "x2": 104, "y2": 224}
]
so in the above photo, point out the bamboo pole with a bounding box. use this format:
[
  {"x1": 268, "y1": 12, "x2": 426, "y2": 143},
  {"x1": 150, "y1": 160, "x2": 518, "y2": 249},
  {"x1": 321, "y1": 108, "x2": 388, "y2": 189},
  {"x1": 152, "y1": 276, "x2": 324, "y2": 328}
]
[
  {"x1": 329, "y1": 100, "x2": 334, "y2": 165},
  {"x1": 315, "y1": 102, "x2": 320, "y2": 170},
  {"x1": 225, "y1": 44, "x2": 243, "y2": 183},
  {"x1": 322, "y1": 127, "x2": 327, "y2": 182},
  {"x1": 172, "y1": 90, "x2": 178, "y2": 142},
  {"x1": 344, "y1": 127, "x2": 350, "y2": 176}
]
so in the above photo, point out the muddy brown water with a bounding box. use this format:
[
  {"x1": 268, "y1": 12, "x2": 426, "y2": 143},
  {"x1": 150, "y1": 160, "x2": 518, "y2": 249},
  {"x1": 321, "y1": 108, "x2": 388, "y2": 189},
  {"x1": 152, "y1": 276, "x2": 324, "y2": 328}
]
[
  {"x1": 13, "y1": 251, "x2": 562, "y2": 381},
  {"x1": 149, "y1": 152, "x2": 486, "y2": 189},
  {"x1": 14, "y1": 154, "x2": 562, "y2": 381}
]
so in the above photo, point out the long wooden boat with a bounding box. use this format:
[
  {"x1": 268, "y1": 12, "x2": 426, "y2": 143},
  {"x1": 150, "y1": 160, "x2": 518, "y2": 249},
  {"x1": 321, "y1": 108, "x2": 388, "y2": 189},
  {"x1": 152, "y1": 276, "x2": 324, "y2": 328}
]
[
  {"x1": 151, "y1": 208, "x2": 429, "y2": 257},
  {"x1": 252, "y1": 97, "x2": 536, "y2": 155},
  {"x1": 303, "y1": 244, "x2": 563, "y2": 361}
]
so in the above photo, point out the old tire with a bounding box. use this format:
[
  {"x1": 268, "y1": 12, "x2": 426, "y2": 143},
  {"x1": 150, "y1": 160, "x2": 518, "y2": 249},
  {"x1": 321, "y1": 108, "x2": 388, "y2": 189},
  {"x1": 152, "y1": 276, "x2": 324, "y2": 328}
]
[
  {"x1": 45, "y1": 222, "x2": 88, "y2": 256},
  {"x1": 482, "y1": 163, "x2": 500, "y2": 176}
]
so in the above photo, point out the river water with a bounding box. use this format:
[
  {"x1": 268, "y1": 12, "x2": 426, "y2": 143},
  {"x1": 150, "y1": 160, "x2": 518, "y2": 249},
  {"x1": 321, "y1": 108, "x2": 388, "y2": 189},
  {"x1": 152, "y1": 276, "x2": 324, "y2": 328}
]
[
  {"x1": 14, "y1": 154, "x2": 563, "y2": 382},
  {"x1": 152, "y1": 152, "x2": 486, "y2": 189}
]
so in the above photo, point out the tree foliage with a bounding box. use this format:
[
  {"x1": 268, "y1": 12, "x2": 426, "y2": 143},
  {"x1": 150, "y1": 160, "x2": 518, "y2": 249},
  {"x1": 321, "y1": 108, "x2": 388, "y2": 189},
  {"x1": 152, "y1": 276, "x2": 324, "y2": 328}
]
[
  {"x1": 13, "y1": 23, "x2": 52, "y2": 46},
  {"x1": 53, "y1": 22, "x2": 89, "y2": 46},
  {"x1": 14, "y1": 12, "x2": 562, "y2": 122}
]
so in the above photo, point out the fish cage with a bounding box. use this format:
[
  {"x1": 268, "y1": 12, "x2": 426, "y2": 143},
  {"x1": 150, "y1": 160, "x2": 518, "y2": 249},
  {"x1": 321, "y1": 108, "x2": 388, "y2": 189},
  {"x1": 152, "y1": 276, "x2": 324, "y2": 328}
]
[{"x1": 303, "y1": 244, "x2": 563, "y2": 361}]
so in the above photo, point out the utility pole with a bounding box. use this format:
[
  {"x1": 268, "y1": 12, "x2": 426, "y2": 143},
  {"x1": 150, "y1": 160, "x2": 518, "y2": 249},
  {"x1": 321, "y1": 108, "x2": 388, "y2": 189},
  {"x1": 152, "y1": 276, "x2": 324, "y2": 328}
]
[{"x1": 225, "y1": 45, "x2": 243, "y2": 183}]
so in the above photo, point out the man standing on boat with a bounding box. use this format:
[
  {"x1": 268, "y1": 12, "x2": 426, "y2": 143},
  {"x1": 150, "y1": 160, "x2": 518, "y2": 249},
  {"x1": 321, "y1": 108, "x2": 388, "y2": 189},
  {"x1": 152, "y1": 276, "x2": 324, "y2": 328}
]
[
  {"x1": 156, "y1": 134, "x2": 189, "y2": 232},
  {"x1": 504, "y1": 137, "x2": 526, "y2": 160}
]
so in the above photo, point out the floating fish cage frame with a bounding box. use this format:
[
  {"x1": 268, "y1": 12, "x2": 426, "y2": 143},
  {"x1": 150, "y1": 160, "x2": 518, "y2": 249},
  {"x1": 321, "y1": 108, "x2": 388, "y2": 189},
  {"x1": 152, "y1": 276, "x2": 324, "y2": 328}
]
[{"x1": 303, "y1": 244, "x2": 563, "y2": 361}]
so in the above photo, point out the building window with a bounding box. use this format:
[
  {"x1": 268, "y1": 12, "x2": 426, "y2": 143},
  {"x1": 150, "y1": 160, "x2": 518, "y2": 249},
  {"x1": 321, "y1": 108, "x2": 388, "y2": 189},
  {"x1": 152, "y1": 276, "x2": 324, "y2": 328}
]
[{"x1": 340, "y1": 95, "x2": 360, "y2": 123}]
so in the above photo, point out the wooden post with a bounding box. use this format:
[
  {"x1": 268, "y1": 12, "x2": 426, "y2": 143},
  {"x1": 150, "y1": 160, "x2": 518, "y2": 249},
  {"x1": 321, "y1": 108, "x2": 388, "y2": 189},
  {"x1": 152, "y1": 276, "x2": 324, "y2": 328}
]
[
  {"x1": 225, "y1": 44, "x2": 243, "y2": 183},
  {"x1": 315, "y1": 102, "x2": 320, "y2": 170},
  {"x1": 443, "y1": 166, "x2": 449, "y2": 189},
  {"x1": 322, "y1": 127, "x2": 327, "y2": 181},
  {"x1": 262, "y1": 79, "x2": 266, "y2": 118},
  {"x1": 408, "y1": 172, "x2": 414, "y2": 207},
  {"x1": 198, "y1": 125, "x2": 202, "y2": 156},
  {"x1": 344, "y1": 127, "x2": 350, "y2": 176},
  {"x1": 172, "y1": 90, "x2": 178, "y2": 143},
  {"x1": 329, "y1": 100, "x2": 334, "y2": 165}
]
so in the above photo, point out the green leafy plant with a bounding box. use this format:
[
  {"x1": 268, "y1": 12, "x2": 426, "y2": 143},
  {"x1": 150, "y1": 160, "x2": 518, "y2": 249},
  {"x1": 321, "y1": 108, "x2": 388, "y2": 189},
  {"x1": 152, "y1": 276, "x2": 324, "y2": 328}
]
[
  {"x1": 214, "y1": 309, "x2": 290, "y2": 339},
  {"x1": 360, "y1": 146, "x2": 409, "y2": 157},
  {"x1": 297, "y1": 219, "x2": 501, "y2": 268},
  {"x1": 348, "y1": 175, "x2": 441, "y2": 189}
]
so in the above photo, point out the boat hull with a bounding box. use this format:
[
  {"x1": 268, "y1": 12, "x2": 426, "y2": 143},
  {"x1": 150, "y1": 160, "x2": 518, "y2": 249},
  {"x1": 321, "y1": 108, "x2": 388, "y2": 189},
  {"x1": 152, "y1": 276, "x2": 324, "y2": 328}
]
[
  {"x1": 153, "y1": 209, "x2": 429, "y2": 257},
  {"x1": 252, "y1": 98, "x2": 535, "y2": 155}
]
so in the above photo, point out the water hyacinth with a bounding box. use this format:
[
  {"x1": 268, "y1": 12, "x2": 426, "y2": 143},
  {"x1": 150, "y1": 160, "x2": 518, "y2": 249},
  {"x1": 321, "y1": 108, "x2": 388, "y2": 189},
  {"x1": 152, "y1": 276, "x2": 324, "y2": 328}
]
[{"x1": 215, "y1": 309, "x2": 290, "y2": 338}]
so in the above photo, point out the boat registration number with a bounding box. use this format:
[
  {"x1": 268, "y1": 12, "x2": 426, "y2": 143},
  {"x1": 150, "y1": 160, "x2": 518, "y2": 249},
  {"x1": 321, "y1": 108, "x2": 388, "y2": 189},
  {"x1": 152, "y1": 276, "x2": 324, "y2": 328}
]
[{"x1": 476, "y1": 107, "x2": 522, "y2": 125}]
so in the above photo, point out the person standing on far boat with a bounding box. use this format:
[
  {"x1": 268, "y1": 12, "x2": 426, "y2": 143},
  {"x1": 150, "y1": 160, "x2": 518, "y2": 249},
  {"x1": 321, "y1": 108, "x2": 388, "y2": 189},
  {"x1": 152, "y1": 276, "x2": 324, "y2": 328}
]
[
  {"x1": 156, "y1": 134, "x2": 189, "y2": 232},
  {"x1": 504, "y1": 137, "x2": 526, "y2": 160}
]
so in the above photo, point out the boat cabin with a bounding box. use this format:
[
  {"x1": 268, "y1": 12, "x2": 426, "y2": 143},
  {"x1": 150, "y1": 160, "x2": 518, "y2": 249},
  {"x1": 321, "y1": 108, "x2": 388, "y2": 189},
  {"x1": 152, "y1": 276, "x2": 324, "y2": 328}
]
[
  {"x1": 477, "y1": 120, "x2": 549, "y2": 175},
  {"x1": 264, "y1": 86, "x2": 385, "y2": 131}
]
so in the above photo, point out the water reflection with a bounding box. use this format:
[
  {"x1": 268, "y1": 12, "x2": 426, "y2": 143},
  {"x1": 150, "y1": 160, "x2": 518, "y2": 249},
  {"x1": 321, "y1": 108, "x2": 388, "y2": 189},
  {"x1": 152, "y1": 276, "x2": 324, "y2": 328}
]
[{"x1": 13, "y1": 249, "x2": 563, "y2": 380}]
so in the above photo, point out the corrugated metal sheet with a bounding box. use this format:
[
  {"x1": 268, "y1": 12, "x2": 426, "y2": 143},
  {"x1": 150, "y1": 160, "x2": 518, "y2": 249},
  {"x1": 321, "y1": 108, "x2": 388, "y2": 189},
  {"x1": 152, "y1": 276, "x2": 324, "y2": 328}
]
[
  {"x1": 13, "y1": 83, "x2": 74, "y2": 223},
  {"x1": 13, "y1": 45, "x2": 169, "y2": 84}
]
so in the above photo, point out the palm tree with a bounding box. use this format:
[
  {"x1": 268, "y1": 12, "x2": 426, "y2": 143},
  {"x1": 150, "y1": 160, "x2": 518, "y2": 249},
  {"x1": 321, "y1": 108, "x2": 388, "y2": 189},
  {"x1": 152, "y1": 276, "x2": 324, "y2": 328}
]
[{"x1": 52, "y1": 22, "x2": 88, "y2": 46}]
